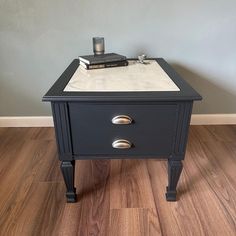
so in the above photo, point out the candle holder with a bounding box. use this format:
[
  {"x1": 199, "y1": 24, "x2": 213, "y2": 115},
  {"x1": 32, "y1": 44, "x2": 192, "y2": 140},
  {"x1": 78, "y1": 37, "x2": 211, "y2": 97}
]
[
  {"x1": 93, "y1": 37, "x2": 105, "y2": 55},
  {"x1": 137, "y1": 54, "x2": 150, "y2": 65}
]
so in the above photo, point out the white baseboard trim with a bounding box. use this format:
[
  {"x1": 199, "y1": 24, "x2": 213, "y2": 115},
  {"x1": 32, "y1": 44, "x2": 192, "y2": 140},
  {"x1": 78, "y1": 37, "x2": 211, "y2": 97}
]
[
  {"x1": 0, "y1": 114, "x2": 236, "y2": 127},
  {"x1": 190, "y1": 114, "x2": 236, "y2": 125},
  {"x1": 0, "y1": 116, "x2": 54, "y2": 127}
]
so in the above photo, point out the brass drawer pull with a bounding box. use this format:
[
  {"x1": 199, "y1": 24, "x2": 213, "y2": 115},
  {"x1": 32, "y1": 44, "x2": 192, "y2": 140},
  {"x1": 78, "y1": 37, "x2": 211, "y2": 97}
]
[
  {"x1": 112, "y1": 115, "x2": 132, "y2": 125},
  {"x1": 112, "y1": 139, "x2": 132, "y2": 149}
]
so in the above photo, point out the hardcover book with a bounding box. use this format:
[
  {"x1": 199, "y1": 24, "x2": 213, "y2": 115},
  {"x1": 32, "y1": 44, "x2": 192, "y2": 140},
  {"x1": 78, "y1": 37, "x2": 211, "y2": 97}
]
[
  {"x1": 79, "y1": 53, "x2": 126, "y2": 65},
  {"x1": 80, "y1": 60, "x2": 128, "y2": 70}
]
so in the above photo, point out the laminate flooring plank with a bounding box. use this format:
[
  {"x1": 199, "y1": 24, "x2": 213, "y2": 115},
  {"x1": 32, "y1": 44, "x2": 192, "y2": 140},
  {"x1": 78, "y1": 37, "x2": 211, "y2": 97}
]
[
  {"x1": 190, "y1": 139, "x2": 236, "y2": 183},
  {"x1": 187, "y1": 138, "x2": 236, "y2": 232},
  {"x1": 147, "y1": 207, "x2": 163, "y2": 236},
  {"x1": 147, "y1": 159, "x2": 204, "y2": 236},
  {"x1": 54, "y1": 202, "x2": 82, "y2": 236},
  {"x1": 33, "y1": 142, "x2": 63, "y2": 182},
  {"x1": 29, "y1": 127, "x2": 55, "y2": 141},
  {"x1": 0, "y1": 128, "x2": 54, "y2": 175},
  {"x1": 0, "y1": 140, "x2": 48, "y2": 215},
  {"x1": 109, "y1": 208, "x2": 161, "y2": 236},
  {"x1": 190, "y1": 125, "x2": 236, "y2": 142},
  {"x1": 0, "y1": 139, "x2": 61, "y2": 231},
  {"x1": 184, "y1": 129, "x2": 236, "y2": 235},
  {"x1": 0, "y1": 128, "x2": 30, "y2": 177},
  {"x1": 57, "y1": 160, "x2": 110, "y2": 236},
  {"x1": 185, "y1": 150, "x2": 236, "y2": 235},
  {"x1": 0, "y1": 136, "x2": 25, "y2": 178},
  {"x1": 0, "y1": 126, "x2": 236, "y2": 236},
  {"x1": 109, "y1": 159, "x2": 161, "y2": 235},
  {"x1": 0, "y1": 128, "x2": 64, "y2": 236},
  {"x1": 110, "y1": 159, "x2": 156, "y2": 209},
  {"x1": 0, "y1": 182, "x2": 65, "y2": 236},
  {"x1": 0, "y1": 127, "x2": 6, "y2": 136}
]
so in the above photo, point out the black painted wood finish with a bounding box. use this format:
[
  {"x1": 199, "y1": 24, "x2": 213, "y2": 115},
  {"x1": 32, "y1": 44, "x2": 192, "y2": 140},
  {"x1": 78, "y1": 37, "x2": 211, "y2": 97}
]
[
  {"x1": 43, "y1": 58, "x2": 202, "y2": 202},
  {"x1": 51, "y1": 102, "x2": 73, "y2": 161},
  {"x1": 69, "y1": 103, "x2": 177, "y2": 156},
  {"x1": 166, "y1": 160, "x2": 183, "y2": 201},
  {"x1": 61, "y1": 161, "x2": 76, "y2": 203}
]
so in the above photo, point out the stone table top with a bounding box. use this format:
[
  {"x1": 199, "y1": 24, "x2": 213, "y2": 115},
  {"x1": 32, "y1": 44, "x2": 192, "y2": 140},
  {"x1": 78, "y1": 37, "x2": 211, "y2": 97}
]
[{"x1": 64, "y1": 60, "x2": 180, "y2": 92}]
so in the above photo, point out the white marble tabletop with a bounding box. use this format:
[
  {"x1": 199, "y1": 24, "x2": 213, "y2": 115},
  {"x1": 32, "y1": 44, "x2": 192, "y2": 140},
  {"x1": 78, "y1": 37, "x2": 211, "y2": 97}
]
[{"x1": 64, "y1": 60, "x2": 180, "y2": 92}]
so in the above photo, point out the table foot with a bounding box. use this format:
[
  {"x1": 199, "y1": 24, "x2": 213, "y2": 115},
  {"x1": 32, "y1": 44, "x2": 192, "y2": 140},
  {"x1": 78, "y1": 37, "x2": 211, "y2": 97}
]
[
  {"x1": 166, "y1": 159, "x2": 183, "y2": 201},
  {"x1": 166, "y1": 187, "x2": 177, "y2": 201},
  {"x1": 66, "y1": 190, "x2": 77, "y2": 203},
  {"x1": 61, "y1": 160, "x2": 76, "y2": 203}
]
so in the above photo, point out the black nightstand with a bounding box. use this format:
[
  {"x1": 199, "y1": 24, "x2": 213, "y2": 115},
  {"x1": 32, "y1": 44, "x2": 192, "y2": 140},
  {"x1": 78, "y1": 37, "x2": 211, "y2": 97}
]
[{"x1": 43, "y1": 58, "x2": 202, "y2": 202}]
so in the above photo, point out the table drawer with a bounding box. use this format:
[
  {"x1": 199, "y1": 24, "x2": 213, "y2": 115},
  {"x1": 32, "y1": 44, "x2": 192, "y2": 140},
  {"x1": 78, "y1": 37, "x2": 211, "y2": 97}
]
[{"x1": 68, "y1": 103, "x2": 178, "y2": 156}]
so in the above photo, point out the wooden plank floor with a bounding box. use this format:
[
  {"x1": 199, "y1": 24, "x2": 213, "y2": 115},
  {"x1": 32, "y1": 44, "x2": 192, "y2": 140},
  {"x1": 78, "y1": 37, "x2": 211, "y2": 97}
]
[{"x1": 0, "y1": 126, "x2": 236, "y2": 235}]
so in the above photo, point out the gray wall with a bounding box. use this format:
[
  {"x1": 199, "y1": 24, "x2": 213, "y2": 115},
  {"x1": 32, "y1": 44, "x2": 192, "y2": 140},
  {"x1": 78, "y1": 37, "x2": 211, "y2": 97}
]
[{"x1": 0, "y1": 0, "x2": 235, "y2": 116}]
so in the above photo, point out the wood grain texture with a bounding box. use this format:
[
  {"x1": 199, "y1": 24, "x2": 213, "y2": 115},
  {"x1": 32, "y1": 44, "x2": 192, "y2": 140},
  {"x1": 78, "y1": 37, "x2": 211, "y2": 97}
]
[
  {"x1": 0, "y1": 126, "x2": 236, "y2": 235},
  {"x1": 109, "y1": 208, "x2": 161, "y2": 236},
  {"x1": 110, "y1": 159, "x2": 156, "y2": 209}
]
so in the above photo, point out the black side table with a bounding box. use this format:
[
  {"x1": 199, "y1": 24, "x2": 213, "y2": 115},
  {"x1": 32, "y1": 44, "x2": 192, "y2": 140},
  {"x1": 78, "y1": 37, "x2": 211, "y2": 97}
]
[{"x1": 43, "y1": 58, "x2": 202, "y2": 202}]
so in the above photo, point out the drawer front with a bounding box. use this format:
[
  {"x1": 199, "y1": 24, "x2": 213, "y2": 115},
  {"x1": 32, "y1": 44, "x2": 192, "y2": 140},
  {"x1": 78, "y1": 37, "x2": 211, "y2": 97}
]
[{"x1": 68, "y1": 103, "x2": 178, "y2": 156}]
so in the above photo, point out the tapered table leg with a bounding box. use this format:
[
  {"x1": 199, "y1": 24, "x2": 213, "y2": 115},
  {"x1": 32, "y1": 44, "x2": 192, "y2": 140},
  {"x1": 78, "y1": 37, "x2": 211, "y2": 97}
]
[
  {"x1": 166, "y1": 160, "x2": 183, "y2": 201},
  {"x1": 61, "y1": 160, "x2": 77, "y2": 203}
]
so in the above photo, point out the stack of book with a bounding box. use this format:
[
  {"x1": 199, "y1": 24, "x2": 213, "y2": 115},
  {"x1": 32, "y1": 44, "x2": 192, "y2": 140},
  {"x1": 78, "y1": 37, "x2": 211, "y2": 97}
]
[{"x1": 79, "y1": 53, "x2": 128, "y2": 70}]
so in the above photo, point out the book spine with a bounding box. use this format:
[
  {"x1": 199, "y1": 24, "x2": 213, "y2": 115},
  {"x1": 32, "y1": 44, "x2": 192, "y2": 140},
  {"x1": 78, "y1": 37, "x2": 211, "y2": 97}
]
[
  {"x1": 92, "y1": 56, "x2": 126, "y2": 65},
  {"x1": 79, "y1": 55, "x2": 127, "y2": 65},
  {"x1": 84, "y1": 61, "x2": 128, "y2": 70}
]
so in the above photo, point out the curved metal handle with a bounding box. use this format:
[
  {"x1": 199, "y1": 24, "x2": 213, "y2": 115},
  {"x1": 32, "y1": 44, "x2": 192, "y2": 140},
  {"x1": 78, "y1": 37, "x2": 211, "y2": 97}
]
[
  {"x1": 112, "y1": 139, "x2": 132, "y2": 149},
  {"x1": 112, "y1": 115, "x2": 132, "y2": 125}
]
